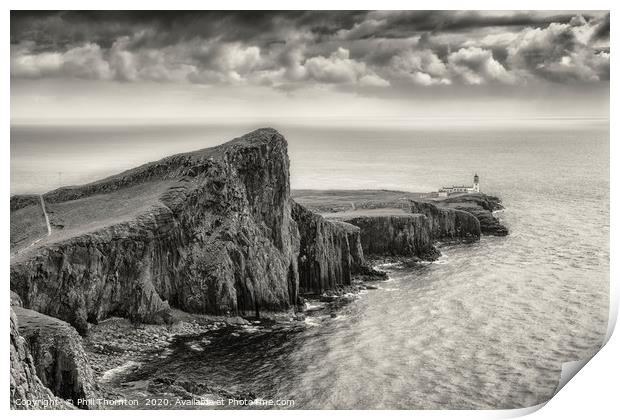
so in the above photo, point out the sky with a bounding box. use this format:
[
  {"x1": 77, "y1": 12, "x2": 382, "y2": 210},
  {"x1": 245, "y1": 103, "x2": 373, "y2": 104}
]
[{"x1": 10, "y1": 10, "x2": 610, "y2": 123}]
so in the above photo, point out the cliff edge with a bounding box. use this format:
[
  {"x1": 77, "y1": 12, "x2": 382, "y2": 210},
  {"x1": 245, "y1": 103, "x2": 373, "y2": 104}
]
[
  {"x1": 10, "y1": 128, "x2": 301, "y2": 334},
  {"x1": 10, "y1": 128, "x2": 507, "y2": 409},
  {"x1": 10, "y1": 308, "x2": 74, "y2": 410}
]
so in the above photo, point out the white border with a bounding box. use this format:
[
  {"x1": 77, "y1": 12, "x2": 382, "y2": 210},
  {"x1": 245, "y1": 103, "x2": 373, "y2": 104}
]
[{"x1": 3, "y1": 1, "x2": 616, "y2": 419}]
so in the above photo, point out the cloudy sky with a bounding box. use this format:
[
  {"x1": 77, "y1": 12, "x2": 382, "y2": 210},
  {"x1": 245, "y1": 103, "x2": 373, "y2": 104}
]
[{"x1": 10, "y1": 10, "x2": 610, "y2": 123}]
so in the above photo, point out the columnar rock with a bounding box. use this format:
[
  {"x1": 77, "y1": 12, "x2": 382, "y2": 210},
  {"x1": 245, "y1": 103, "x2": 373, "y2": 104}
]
[
  {"x1": 408, "y1": 200, "x2": 481, "y2": 242},
  {"x1": 10, "y1": 128, "x2": 300, "y2": 333},
  {"x1": 292, "y1": 201, "x2": 366, "y2": 294},
  {"x1": 344, "y1": 214, "x2": 440, "y2": 259}
]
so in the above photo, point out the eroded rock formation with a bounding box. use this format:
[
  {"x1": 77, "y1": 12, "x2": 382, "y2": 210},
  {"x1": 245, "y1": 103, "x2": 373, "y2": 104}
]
[
  {"x1": 292, "y1": 202, "x2": 366, "y2": 294},
  {"x1": 342, "y1": 214, "x2": 440, "y2": 260},
  {"x1": 12, "y1": 307, "x2": 98, "y2": 408},
  {"x1": 10, "y1": 129, "x2": 300, "y2": 333},
  {"x1": 435, "y1": 194, "x2": 508, "y2": 236},
  {"x1": 408, "y1": 201, "x2": 481, "y2": 243},
  {"x1": 9, "y1": 127, "x2": 507, "y2": 409},
  {"x1": 10, "y1": 308, "x2": 74, "y2": 410}
]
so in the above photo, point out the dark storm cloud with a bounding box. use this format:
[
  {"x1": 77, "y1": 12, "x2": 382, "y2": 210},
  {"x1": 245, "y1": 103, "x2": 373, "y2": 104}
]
[
  {"x1": 9, "y1": 10, "x2": 588, "y2": 46},
  {"x1": 10, "y1": 10, "x2": 610, "y2": 89},
  {"x1": 10, "y1": 11, "x2": 363, "y2": 48},
  {"x1": 591, "y1": 13, "x2": 610, "y2": 40},
  {"x1": 362, "y1": 10, "x2": 582, "y2": 36}
]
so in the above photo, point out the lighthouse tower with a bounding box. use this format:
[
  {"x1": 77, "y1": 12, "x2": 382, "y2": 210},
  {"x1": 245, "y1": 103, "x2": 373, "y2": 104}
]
[{"x1": 473, "y1": 174, "x2": 480, "y2": 192}]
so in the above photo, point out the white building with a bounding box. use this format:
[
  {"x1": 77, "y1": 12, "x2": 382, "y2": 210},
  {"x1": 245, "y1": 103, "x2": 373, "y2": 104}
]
[{"x1": 438, "y1": 174, "x2": 480, "y2": 197}]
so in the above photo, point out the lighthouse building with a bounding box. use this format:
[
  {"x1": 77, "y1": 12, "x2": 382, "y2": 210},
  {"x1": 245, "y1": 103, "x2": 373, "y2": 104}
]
[{"x1": 438, "y1": 174, "x2": 480, "y2": 197}]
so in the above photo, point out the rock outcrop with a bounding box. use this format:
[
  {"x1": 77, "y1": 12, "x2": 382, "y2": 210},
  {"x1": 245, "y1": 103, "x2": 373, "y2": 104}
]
[
  {"x1": 292, "y1": 202, "x2": 366, "y2": 294},
  {"x1": 343, "y1": 214, "x2": 441, "y2": 260},
  {"x1": 322, "y1": 201, "x2": 481, "y2": 260},
  {"x1": 10, "y1": 309, "x2": 74, "y2": 410},
  {"x1": 10, "y1": 128, "x2": 300, "y2": 333},
  {"x1": 10, "y1": 210, "x2": 176, "y2": 334},
  {"x1": 9, "y1": 128, "x2": 511, "y2": 409},
  {"x1": 408, "y1": 201, "x2": 481, "y2": 243},
  {"x1": 11, "y1": 290, "x2": 23, "y2": 307},
  {"x1": 12, "y1": 307, "x2": 98, "y2": 408},
  {"x1": 436, "y1": 193, "x2": 508, "y2": 236}
]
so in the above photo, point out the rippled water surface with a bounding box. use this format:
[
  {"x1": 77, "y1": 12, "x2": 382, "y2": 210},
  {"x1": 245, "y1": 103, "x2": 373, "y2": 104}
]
[{"x1": 11, "y1": 120, "x2": 609, "y2": 409}]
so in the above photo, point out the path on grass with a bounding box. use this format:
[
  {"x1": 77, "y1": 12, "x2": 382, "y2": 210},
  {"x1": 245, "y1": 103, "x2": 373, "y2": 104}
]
[
  {"x1": 11, "y1": 195, "x2": 51, "y2": 257},
  {"x1": 40, "y1": 195, "x2": 52, "y2": 236}
]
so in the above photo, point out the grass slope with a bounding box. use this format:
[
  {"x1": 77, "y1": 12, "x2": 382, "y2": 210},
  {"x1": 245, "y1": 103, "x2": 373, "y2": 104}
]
[
  {"x1": 10, "y1": 203, "x2": 47, "y2": 252},
  {"x1": 10, "y1": 181, "x2": 178, "y2": 259},
  {"x1": 292, "y1": 189, "x2": 434, "y2": 214}
]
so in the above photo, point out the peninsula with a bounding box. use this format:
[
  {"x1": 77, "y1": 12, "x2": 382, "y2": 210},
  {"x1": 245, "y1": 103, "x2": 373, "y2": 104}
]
[{"x1": 10, "y1": 128, "x2": 508, "y2": 409}]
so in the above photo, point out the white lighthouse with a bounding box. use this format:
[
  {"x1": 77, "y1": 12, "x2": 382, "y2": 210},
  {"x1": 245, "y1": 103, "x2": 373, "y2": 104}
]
[{"x1": 438, "y1": 173, "x2": 480, "y2": 197}]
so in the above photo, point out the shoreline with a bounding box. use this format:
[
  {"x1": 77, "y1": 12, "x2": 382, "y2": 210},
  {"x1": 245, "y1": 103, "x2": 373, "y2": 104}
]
[
  {"x1": 10, "y1": 129, "x2": 509, "y2": 409},
  {"x1": 84, "y1": 276, "x2": 388, "y2": 407},
  {"x1": 83, "y1": 254, "x2": 458, "y2": 406},
  {"x1": 11, "y1": 196, "x2": 506, "y2": 409}
]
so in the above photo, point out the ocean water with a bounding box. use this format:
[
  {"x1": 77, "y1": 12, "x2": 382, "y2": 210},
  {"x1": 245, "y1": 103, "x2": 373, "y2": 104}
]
[{"x1": 10, "y1": 120, "x2": 609, "y2": 409}]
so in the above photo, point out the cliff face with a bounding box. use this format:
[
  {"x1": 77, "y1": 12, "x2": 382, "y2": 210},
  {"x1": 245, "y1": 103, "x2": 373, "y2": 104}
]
[
  {"x1": 343, "y1": 214, "x2": 440, "y2": 259},
  {"x1": 435, "y1": 194, "x2": 508, "y2": 236},
  {"x1": 322, "y1": 200, "x2": 481, "y2": 260},
  {"x1": 292, "y1": 202, "x2": 365, "y2": 294},
  {"x1": 408, "y1": 201, "x2": 481, "y2": 243},
  {"x1": 10, "y1": 128, "x2": 300, "y2": 333},
  {"x1": 9, "y1": 128, "x2": 509, "y2": 409},
  {"x1": 11, "y1": 209, "x2": 176, "y2": 334},
  {"x1": 10, "y1": 309, "x2": 74, "y2": 410},
  {"x1": 464, "y1": 209, "x2": 508, "y2": 236},
  {"x1": 13, "y1": 307, "x2": 98, "y2": 408}
]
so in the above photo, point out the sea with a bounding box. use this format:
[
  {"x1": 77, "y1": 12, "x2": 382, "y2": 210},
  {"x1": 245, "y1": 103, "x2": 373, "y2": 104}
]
[{"x1": 10, "y1": 118, "x2": 610, "y2": 409}]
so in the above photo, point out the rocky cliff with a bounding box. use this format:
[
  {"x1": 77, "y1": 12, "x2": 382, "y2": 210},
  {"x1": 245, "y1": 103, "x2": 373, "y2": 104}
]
[
  {"x1": 293, "y1": 189, "x2": 506, "y2": 239},
  {"x1": 321, "y1": 200, "x2": 481, "y2": 260},
  {"x1": 408, "y1": 200, "x2": 481, "y2": 243},
  {"x1": 10, "y1": 128, "x2": 300, "y2": 333},
  {"x1": 13, "y1": 306, "x2": 99, "y2": 408},
  {"x1": 435, "y1": 193, "x2": 508, "y2": 236},
  {"x1": 11, "y1": 209, "x2": 176, "y2": 334},
  {"x1": 9, "y1": 128, "x2": 509, "y2": 409},
  {"x1": 340, "y1": 214, "x2": 440, "y2": 260},
  {"x1": 10, "y1": 308, "x2": 74, "y2": 410},
  {"x1": 292, "y1": 201, "x2": 366, "y2": 294}
]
